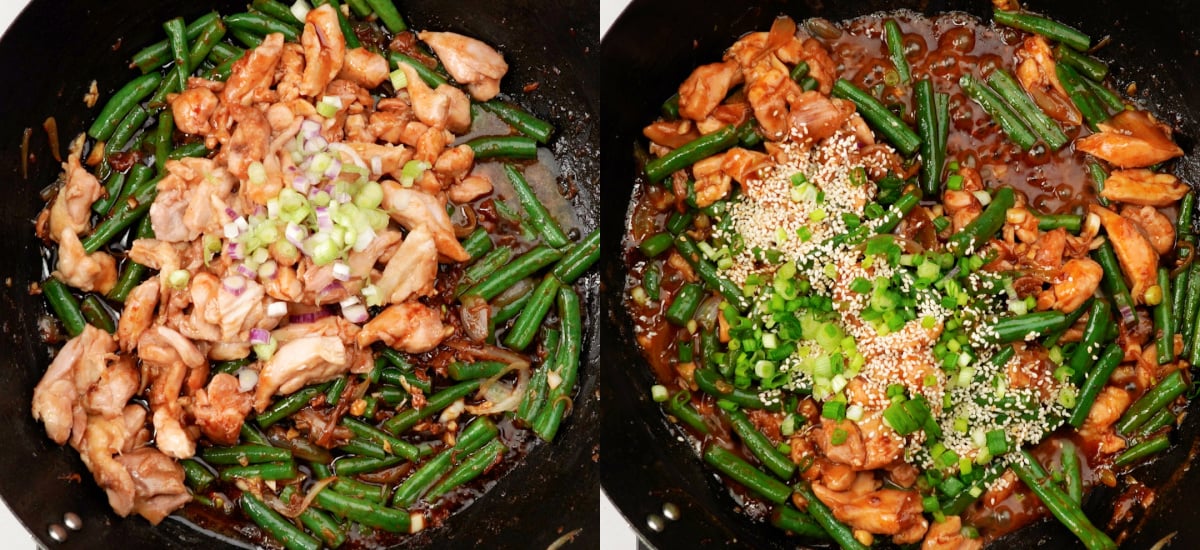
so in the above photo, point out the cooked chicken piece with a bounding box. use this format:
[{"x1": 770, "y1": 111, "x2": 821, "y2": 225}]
[
  {"x1": 1122, "y1": 204, "x2": 1176, "y2": 254},
  {"x1": 1037, "y1": 258, "x2": 1103, "y2": 313},
  {"x1": 744, "y1": 66, "x2": 802, "y2": 141},
  {"x1": 215, "y1": 275, "x2": 270, "y2": 341},
  {"x1": 381, "y1": 181, "x2": 470, "y2": 262},
  {"x1": 53, "y1": 229, "x2": 118, "y2": 294},
  {"x1": 226, "y1": 104, "x2": 272, "y2": 184},
  {"x1": 338, "y1": 47, "x2": 389, "y2": 89},
  {"x1": 78, "y1": 414, "x2": 137, "y2": 517},
  {"x1": 1099, "y1": 169, "x2": 1189, "y2": 207},
  {"x1": 82, "y1": 356, "x2": 140, "y2": 418},
  {"x1": 1092, "y1": 204, "x2": 1160, "y2": 303},
  {"x1": 299, "y1": 5, "x2": 346, "y2": 97},
  {"x1": 791, "y1": 93, "x2": 855, "y2": 143},
  {"x1": 812, "y1": 480, "x2": 928, "y2": 541},
  {"x1": 115, "y1": 447, "x2": 191, "y2": 524},
  {"x1": 643, "y1": 119, "x2": 701, "y2": 150},
  {"x1": 191, "y1": 373, "x2": 253, "y2": 445},
  {"x1": 48, "y1": 151, "x2": 104, "y2": 240},
  {"x1": 127, "y1": 239, "x2": 183, "y2": 272},
  {"x1": 1014, "y1": 36, "x2": 1081, "y2": 124},
  {"x1": 172, "y1": 271, "x2": 222, "y2": 342},
  {"x1": 276, "y1": 42, "x2": 306, "y2": 102},
  {"x1": 813, "y1": 415, "x2": 903, "y2": 471},
  {"x1": 1075, "y1": 110, "x2": 1184, "y2": 168},
  {"x1": 264, "y1": 264, "x2": 305, "y2": 302},
  {"x1": 398, "y1": 63, "x2": 471, "y2": 134},
  {"x1": 943, "y1": 190, "x2": 982, "y2": 233},
  {"x1": 677, "y1": 60, "x2": 742, "y2": 122},
  {"x1": 373, "y1": 225, "x2": 437, "y2": 305},
  {"x1": 266, "y1": 98, "x2": 318, "y2": 133},
  {"x1": 254, "y1": 336, "x2": 348, "y2": 411},
  {"x1": 357, "y1": 301, "x2": 452, "y2": 353},
  {"x1": 32, "y1": 325, "x2": 116, "y2": 445},
  {"x1": 346, "y1": 142, "x2": 416, "y2": 182},
  {"x1": 448, "y1": 175, "x2": 493, "y2": 204},
  {"x1": 1079, "y1": 385, "x2": 1131, "y2": 454},
  {"x1": 348, "y1": 229, "x2": 402, "y2": 278},
  {"x1": 689, "y1": 155, "x2": 731, "y2": 208},
  {"x1": 419, "y1": 31, "x2": 508, "y2": 101},
  {"x1": 921, "y1": 516, "x2": 982, "y2": 550},
  {"x1": 139, "y1": 325, "x2": 207, "y2": 374},
  {"x1": 223, "y1": 33, "x2": 284, "y2": 106},
  {"x1": 171, "y1": 87, "x2": 218, "y2": 135},
  {"x1": 298, "y1": 261, "x2": 363, "y2": 305},
  {"x1": 798, "y1": 38, "x2": 836, "y2": 95},
  {"x1": 434, "y1": 144, "x2": 475, "y2": 181}
]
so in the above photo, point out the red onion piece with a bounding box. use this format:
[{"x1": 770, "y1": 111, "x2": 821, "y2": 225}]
[
  {"x1": 316, "y1": 207, "x2": 332, "y2": 230},
  {"x1": 258, "y1": 260, "x2": 279, "y2": 280},
  {"x1": 289, "y1": 309, "x2": 333, "y2": 324},
  {"x1": 223, "y1": 275, "x2": 247, "y2": 296},
  {"x1": 342, "y1": 303, "x2": 369, "y2": 324},
  {"x1": 226, "y1": 241, "x2": 244, "y2": 261},
  {"x1": 249, "y1": 328, "x2": 270, "y2": 345},
  {"x1": 459, "y1": 295, "x2": 491, "y2": 342},
  {"x1": 236, "y1": 263, "x2": 257, "y2": 280}
]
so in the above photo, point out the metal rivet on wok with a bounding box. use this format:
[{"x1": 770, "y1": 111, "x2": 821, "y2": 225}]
[
  {"x1": 47, "y1": 524, "x2": 68, "y2": 543},
  {"x1": 63, "y1": 512, "x2": 83, "y2": 531},
  {"x1": 646, "y1": 513, "x2": 666, "y2": 532},
  {"x1": 662, "y1": 502, "x2": 681, "y2": 521}
]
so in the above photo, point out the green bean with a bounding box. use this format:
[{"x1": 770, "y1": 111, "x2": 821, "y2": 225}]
[
  {"x1": 1094, "y1": 240, "x2": 1138, "y2": 329},
  {"x1": 240, "y1": 423, "x2": 272, "y2": 446},
  {"x1": 640, "y1": 232, "x2": 674, "y2": 258},
  {"x1": 665, "y1": 390, "x2": 710, "y2": 435},
  {"x1": 725, "y1": 409, "x2": 794, "y2": 480},
  {"x1": 1087, "y1": 162, "x2": 1110, "y2": 207},
  {"x1": 531, "y1": 287, "x2": 582, "y2": 442},
  {"x1": 379, "y1": 368, "x2": 432, "y2": 394},
  {"x1": 328, "y1": 5, "x2": 364, "y2": 55},
  {"x1": 947, "y1": 186, "x2": 1016, "y2": 257},
  {"x1": 665, "y1": 283, "x2": 703, "y2": 326},
  {"x1": 87, "y1": 73, "x2": 163, "y2": 142},
  {"x1": 1135, "y1": 407, "x2": 1176, "y2": 438},
  {"x1": 1082, "y1": 75, "x2": 1124, "y2": 114},
  {"x1": 661, "y1": 93, "x2": 680, "y2": 119},
  {"x1": 269, "y1": 432, "x2": 334, "y2": 465},
  {"x1": 551, "y1": 229, "x2": 600, "y2": 284},
  {"x1": 79, "y1": 295, "x2": 115, "y2": 334},
  {"x1": 208, "y1": 42, "x2": 243, "y2": 65},
  {"x1": 92, "y1": 171, "x2": 127, "y2": 216},
  {"x1": 987, "y1": 69, "x2": 1070, "y2": 150},
  {"x1": 694, "y1": 368, "x2": 780, "y2": 411},
  {"x1": 1056, "y1": 63, "x2": 1107, "y2": 129},
  {"x1": 315, "y1": 486, "x2": 411, "y2": 533},
  {"x1": 884, "y1": 20, "x2": 910, "y2": 84},
  {"x1": 447, "y1": 361, "x2": 509, "y2": 382},
  {"x1": 202, "y1": 444, "x2": 292, "y2": 465},
  {"x1": 42, "y1": 278, "x2": 87, "y2": 337},
  {"x1": 1055, "y1": 44, "x2": 1108, "y2": 82},
  {"x1": 388, "y1": 52, "x2": 447, "y2": 88},
  {"x1": 935, "y1": 91, "x2": 949, "y2": 158},
  {"x1": 167, "y1": 142, "x2": 211, "y2": 160},
  {"x1": 220, "y1": 462, "x2": 297, "y2": 481},
  {"x1": 279, "y1": 486, "x2": 346, "y2": 549},
  {"x1": 517, "y1": 328, "x2": 558, "y2": 424},
  {"x1": 240, "y1": 493, "x2": 321, "y2": 550},
  {"x1": 83, "y1": 173, "x2": 160, "y2": 254},
  {"x1": 129, "y1": 12, "x2": 221, "y2": 72},
  {"x1": 1174, "y1": 193, "x2": 1196, "y2": 315},
  {"x1": 108, "y1": 105, "x2": 150, "y2": 154},
  {"x1": 153, "y1": 110, "x2": 174, "y2": 175},
  {"x1": 1068, "y1": 343, "x2": 1124, "y2": 428},
  {"x1": 364, "y1": 0, "x2": 407, "y2": 32},
  {"x1": 645, "y1": 124, "x2": 740, "y2": 183},
  {"x1": 1184, "y1": 264, "x2": 1200, "y2": 358},
  {"x1": 181, "y1": 459, "x2": 215, "y2": 491},
  {"x1": 983, "y1": 310, "x2": 1068, "y2": 345},
  {"x1": 993, "y1": 10, "x2": 1090, "y2": 52},
  {"x1": 162, "y1": 18, "x2": 191, "y2": 92},
  {"x1": 230, "y1": 28, "x2": 264, "y2": 49},
  {"x1": 1010, "y1": 451, "x2": 1115, "y2": 550},
  {"x1": 703, "y1": 445, "x2": 790, "y2": 504},
  {"x1": 1036, "y1": 213, "x2": 1082, "y2": 232},
  {"x1": 224, "y1": 12, "x2": 300, "y2": 42},
  {"x1": 1154, "y1": 267, "x2": 1175, "y2": 364},
  {"x1": 252, "y1": 0, "x2": 303, "y2": 28},
  {"x1": 461, "y1": 227, "x2": 493, "y2": 261},
  {"x1": 643, "y1": 263, "x2": 662, "y2": 300},
  {"x1": 335, "y1": 455, "x2": 404, "y2": 477},
  {"x1": 665, "y1": 212, "x2": 694, "y2": 237},
  {"x1": 674, "y1": 235, "x2": 749, "y2": 313},
  {"x1": 837, "y1": 192, "x2": 921, "y2": 248},
  {"x1": 257, "y1": 386, "x2": 322, "y2": 428},
  {"x1": 378, "y1": 347, "x2": 412, "y2": 370},
  {"x1": 326, "y1": 475, "x2": 387, "y2": 504},
  {"x1": 504, "y1": 164, "x2": 569, "y2": 247},
  {"x1": 106, "y1": 217, "x2": 155, "y2": 302},
  {"x1": 186, "y1": 22, "x2": 229, "y2": 73},
  {"x1": 425, "y1": 439, "x2": 507, "y2": 501},
  {"x1": 345, "y1": 0, "x2": 372, "y2": 17},
  {"x1": 392, "y1": 417, "x2": 498, "y2": 507},
  {"x1": 1115, "y1": 435, "x2": 1171, "y2": 468},
  {"x1": 460, "y1": 244, "x2": 563, "y2": 301},
  {"x1": 794, "y1": 482, "x2": 867, "y2": 550},
  {"x1": 493, "y1": 291, "x2": 532, "y2": 325},
  {"x1": 915, "y1": 79, "x2": 942, "y2": 196},
  {"x1": 959, "y1": 73, "x2": 1037, "y2": 150},
  {"x1": 479, "y1": 101, "x2": 555, "y2": 144},
  {"x1": 770, "y1": 505, "x2": 829, "y2": 539},
  {"x1": 1060, "y1": 440, "x2": 1083, "y2": 505},
  {"x1": 338, "y1": 437, "x2": 388, "y2": 459},
  {"x1": 831, "y1": 79, "x2": 920, "y2": 155},
  {"x1": 1068, "y1": 300, "x2": 1112, "y2": 386},
  {"x1": 789, "y1": 61, "x2": 810, "y2": 82},
  {"x1": 325, "y1": 375, "x2": 350, "y2": 406},
  {"x1": 342, "y1": 417, "x2": 419, "y2": 460},
  {"x1": 1116, "y1": 370, "x2": 1187, "y2": 435},
  {"x1": 383, "y1": 379, "x2": 483, "y2": 434}
]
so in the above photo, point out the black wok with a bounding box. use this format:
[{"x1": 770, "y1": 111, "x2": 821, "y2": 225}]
[
  {"x1": 600, "y1": 0, "x2": 1200, "y2": 547},
  {"x1": 0, "y1": 0, "x2": 599, "y2": 547}
]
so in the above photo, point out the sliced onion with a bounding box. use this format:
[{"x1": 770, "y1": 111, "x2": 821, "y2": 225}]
[
  {"x1": 450, "y1": 205, "x2": 477, "y2": 238},
  {"x1": 224, "y1": 207, "x2": 239, "y2": 221},
  {"x1": 328, "y1": 143, "x2": 367, "y2": 169},
  {"x1": 289, "y1": 309, "x2": 333, "y2": 324},
  {"x1": 300, "y1": 119, "x2": 322, "y2": 139},
  {"x1": 342, "y1": 303, "x2": 369, "y2": 324},
  {"x1": 694, "y1": 295, "x2": 722, "y2": 331},
  {"x1": 316, "y1": 206, "x2": 332, "y2": 230},
  {"x1": 331, "y1": 263, "x2": 351, "y2": 282},
  {"x1": 226, "y1": 241, "x2": 244, "y2": 261},
  {"x1": 467, "y1": 363, "x2": 531, "y2": 415},
  {"x1": 370, "y1": 155, "x2": 383, "y2": 175},
  {"x1": 267, "y1": 301, "x2": 288, "y2": 317},
  {"x1": 445, "y1": 339, "x2": 531, "y2": 370},
  {"x1": 460, "y1": 295, "x2": 491, "y2": 342},
  {"x1": 292, "y1": 174, "x2": 312, "y2": 194},
  {"x1": 223, "y1": 275, "x2": 247, "y2": 296},
  {"x1": 304, "y1": 135, "x2": 328, "y2": 153},
  {"x1": 236, "y1": 263, "x2": 257, "y2": 280},
  {"x1": 249, "y1": 328, "x2": 271, "y2": 345},
  {"x1": 339, "y1": 296, "x2": 360, "y2": 309},
  {"x1": 237, "y1": 367, "x2": 259, "y2": 392},
  {"x1": 285, "y1": 222, "x2": 307, "y2": 248},
  {"x1": 325, "y1": 158, "x2": 343, "y2": 180},
  {"x1": 492, "y1": 278, "x2": 535, "y2": 308},
  {"x1": 294, "y1": 477, "x2": 336, "y2": 517},
  {"x1": 224, "y1": 222, "x2": 241, "y2": 240}
]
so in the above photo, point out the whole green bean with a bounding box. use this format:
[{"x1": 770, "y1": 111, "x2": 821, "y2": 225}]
[
  {"x1": 252, "y1": 0, "x2": 303, "y2": 27},
  {"x1": 383, "y1": 379, "x2": 483, "y2": 434},
  {"x1": 725, "y1": 409, "x2": 794, "y2": 480},
  {"x1": 645, "y1": 124, "x2": 740, "y2": 183},
  {"x1": 314, "y1": 485, "x2": 411, "y2": 533},
  {"x1": 640, "y1": 233, "x2": 674, "y2": 258},
  {"x1": 80, "y1": 295, "x2": 115, "y2": 333},
  {"x1": 703, "y1": 445, "x2": 790, "y2": 504},
  {"x1": 493, "y1": 290, "x2": 533, "y2": 325},
  {"x1": 987, "y1": 69, "x2": 1069, "y2": 150},
  {"x1": 325, "y1": 375, "x2": 349, "y2": 406},
  {"x1": 345, "y1": 0, "x2": 372, "y2": 17},
  {"x1": 167, "y1": 142, "x2": 211, "y2": 160},
  {"x1": 947, "y1": 186, "x2": 1016, "y2": 257},
  {"x1": 915, "y1": 79, "x2": 941, "y2": 196},
  {"x1": 1010, "y1": 451, "x2": 1115, "y2": 550},
  {"x1": 674, "y1": 235, "x2": 749, "y2": 313},
  {"x1": 342, "y1": 417, "x2": 419, "y2": 460},
  {"x1": 1184, "y1": 264, "x2": 1200, "y2": 357},
  {"x1": 1036, "y1": 213, "x2": 1082, "y2": 232},
  {"x1": 181, "y1": 459, "x2": 215, "y2": 491},
  {"x1": 338, "y1": 438, "x2": 389, "y2": 460},
  {"x1": 447, "y1": 361, "x2": 509, "y2": 381},
  {"x1": 240, "y1": 423, "x2": 273, "y2": 446},
  {"x1": 154, "y1": 110, "x2": 174, "y2": 175},
  {"x1": 1061, "y1": 440, "x2": 1083, "y2": 505},
  {"x1": 661, "y1": 93, "x2": 680, "y2": 119},
  {"x1": 186, "y1": 22, "x2": 228, "y2": 74},
  {"x1": 202, "y1": 444, "x2": 292, "y2": 465},
  {"x1": 935, "y1": 91, "x2": 949, "y2": 161},
  {"x1": 388, "y1": 52, "x2": 448, "y2": 88},
  {"x1": 959, "y1": 73, "x2": 1037, "y2": 150},
  {"x1": 479, "y1": 101, "x2": 555, "y2": 144},
  {"x1": 163, "y1": 18, "x2": 190, "y2": 92},
  {"x1": 517, "y1": 328, "x2": 558, "y2": 423},
  {"x1": 694, "y1": 368, "x2": 781, "y2": 411},
  {"x1": 224, "y1": 12, "x2": 300, "y2": 42},
  {"x1": 1116, "y1": 370, "x2": 1187, "y2": 435},
  {"x1": 532, "y1": 287, "x2": 582, "y2": 442},
  {"x1": 1087, "y1": 162, "x2": 1110, "y2": 207},
  {"x1": 1135, "y1": 407, "x2": 1176, "y2": 438},
  {"x1": 664, "y1": 283, "x2": 703, "y2": 326},
  {"x1": 1056, "y1": 63, "x2": 1107, "y2": 129},
  {"x1": 461, "y1": 227, "x2": 493, "y2": 260},
  {"x1": 82, "y1": 174, "x2": 160, "y2": 253},
  {"x1": 993, "y1": 10, "x2": 1091, "y2": 51},
  {"x1": 392, "y1": 417, "x2": 498, "y2": 507},
  {"x1": 364, "y1": 0, "x2": 407, "y2": 32},
  {"x1": 460, "y1": 244, "x2": 563, "y2": 301},
  {"x1": 230, "y1": 28, "x2": 263, "y2": 49},
  {"x1": 504, "y1": 164, "x2": 569, "y2": 248},
  {"x1": 92, "y1": 172, "x2": 126, "y2": 216},
  {"x1": 1115, "y1": 435, "x2": 1171, "y2": 468},
  {"x1": 335, "y1": 455, "x2": 404, "y2": 477},
  {"x1": 794, "y1": 483, "x2": 867, "y2": 549},
  {"x1": 1155, "y1": 267, "x2": 1175, "y2": 364},
  {"x1": 1082, "y1": 76, "x2": 1124, "y2": 113},
  {"x1": 551, "y1": 229, "x2": 600, "y2": 284},
  {"x1": 1055, "y1": 44, "x2": 1108, "y2": 81},
  {"x1": 665, "y1": 390, "x2": 710, "y2": 435},
  {"x1": 129, "y1": 12, "x2": 220, "y2": 72},
  {"x1": 106, "y1": 218, "x2": 155, "y2": 303},
  {"x1": 1068, "y1": 300, "x2": 1111, "y2": 385},
  {"x1": 466, "y1": 135, "x2": 540, "y2": 159},
  {"x1": 220, "y1": 461, "x2": 297, "y2": 481},
  {"x1": 327, "y1": 476, "x2": 387, "y2": 504},
  {"x1": 42, "y1": 278, "x2": 86, "y2": 337},
  {"x1": 379, "y1": 368, "x2": 432, "y2": 394},
  {"x1": 424, "y1": 439, "x2": 507, "y2": 501},
  {"x1": 1093, "y1": 241, "x2": 1137, "y2": 329},
  {"x1": 770, "y1": 505, "x2": 829, "y2": 539},
  {"x1": 984, "y1": 310, "x2": 1067, "y2": 345},
  {"x1": 884, "y1": 20, "x2": 910, "y2": 84},
  {"x1": 257, "y1": 386, "x2": 322, "y2": 428},
  {"x1": 87, "y1": 73, "x2": 163, "y2": 141},
  {"x1": 108, "y1": 105, "x2": 150, "y2": 154},
  {"x1": 279, "y1": 486, "x2": 346, "y2": 549},
  {"x1": 240, "y1": 493, "x2": 321, "y2": 550},
  {"x1": 207, "y1": 42, "x2": 243, "y2": 65},
  {"x1": 831, "y1": 79, "x2": 920, "y2": 155},
  {"x1": 1068, "y1": 343, "x2": 1124, "y2": 428}
]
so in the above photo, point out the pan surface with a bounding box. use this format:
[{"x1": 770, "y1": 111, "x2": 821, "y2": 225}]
[
  {"x1": 599, "y1": 0, "x2": 1200, "y2": 548},
  {"x1": 0, "y1": 0, "x2": 599, "y2": 547}
]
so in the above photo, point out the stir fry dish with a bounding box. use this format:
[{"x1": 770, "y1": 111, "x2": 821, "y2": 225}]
[
  {"x1": 626, "y1": 8, "x2": 1192, "y2": 549},
  {"x1": 32, "y1": 1, "x2": 596, "y2": 547}
]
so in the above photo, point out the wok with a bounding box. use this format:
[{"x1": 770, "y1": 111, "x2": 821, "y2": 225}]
[
  {"x1": 0, "y1": 0, "x2": 599, "y2": 547},
  {"x1": 600, "y1": 0, "x2": 1200, "y2": 547}
]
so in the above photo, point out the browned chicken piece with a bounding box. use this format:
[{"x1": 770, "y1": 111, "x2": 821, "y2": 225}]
[
  {"x1": 373, "y1": 225, "x2": 438, "y2": 305},
  {"x1": 338, "y1": 47, "x2": 389, "y2": 89},
  {"x1": 357, "y1": 301, "x2": 453, "y2": 353},
  {"x1": 150, "y1": 158, "x2": 236, "y2": 242},
  {"x1": 812, "y1": 480, "x2": 929, "y2": 542},
  {"x1": 724, "y1": 22, "x2": 807, "y2": 140},
  {"x1": 921, "y1": 516, "x2": 982, "y2": 550},
  {"x1": 381, "y1": 181, "x2": 470, "y2": 262},
  {"x1": 789, "y1": 92, "x2": 854, "y2": 143},
  {"x1": 690, "y1": 155, "x2": 731, "y2": 208},
  {"x1": 191, "y1": 373, "x2": 253, "y2": 445},
  {"x1": 434, "y1": 144, "x2": 475, "y2": 182},
  {"x1": 171, "y1": 272, "x2": 222, "y2": 343},
  {"x1": 297, "y1": 260, "x2": 363, "y2": 305},
  {"x1": 275, "y1": 42, "x2": 305, "y2": 102},
  {"x1": 447, "y1": 174, "x2": 493, "y2": 204},
  {"x1": 254, "y1": 335, "x2": 348, "y2": 411},
  {"x1": 643, "y1": 120, "x2": 701, "y2": 150},
  {"x1": 398, "y1": 63, "x2": 471, "y2": 134},
  {"x1": 820, "y1": 461, "x2": 857, "y2": 492},
  {"x1": 1079, "y1": 386, "x2": 1131, "y2": 454},
  {"x1": 48, "y1": 151, "x2": 104, "y2": 241},
  {"x1": 419, "y1": 31, "x2": 509, "y2": 101},
  {"x1": 1122, "y1": 204, "x2": 1176, "y2": 254},
  {"x1": 723, "y1": 148, "x2": 771, "y2": 186},
  {"x1": 943, "y1": 190, "x2": 983, "y2": 233},
  {"x1": 347, "y1": 229, "x2": 402, "y2": 278},
  {"x1": 77, "y1": 414, "x2": 138, "y2": 517},
  {"x1": 299, "y1": 5, "x2": 346, "y2": 97},
  {"x1": 170, "y1": 87, "x2": 218, "y2": 135},
  {"x1": 114, "y1": 447, "x2": 191, "y2": 524},
  {"x1": 223, "y1": 33, "x2": 284, "y2": 106},
  {"x1": 117, "y1": 279, "x2": 159, "y2": 353},
  {"x1": 53, "y1": 229, "x2": 118, "y2": 294},
  {"x1": 1037, "y1": 258, "x2": 1103, "y2": 313},
  {"x1": 677, "y1": 61, "x2": 742, "y2": 122},
  {"x1": 32, "y1": 325, "x2": 116, "y2": 445},
  {"x1": 82, "y1": 356, "x2": 140, "y2": 419},
  {"x1": 798, "y1": 38, "x2": 837, "y2": 95},
  {"x1": 265, "y1": 98, "x2": 318, "y2": 133},
  {"x1": 1092, "y1": 204, "x2": 1160, "y2": 303},
  {"x1": 1026, "y1": 227, "x2": 1067, "y2": 270},
  {"x1": 814, "y1": 415, "x2": 903, "y2": 471},
  {"x1": 1075, "y1": 110, "x2": 1184, "y2": 168},
  {"x1": 1014, "y1": 36, "x2": 1081, "y2": 124},
  {"x1": 225, "y1": 104, "x2": 272, "y2": 184},
  {"x1": 1099, "y1": 169, "x2": 1189, "y2": 207}
]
